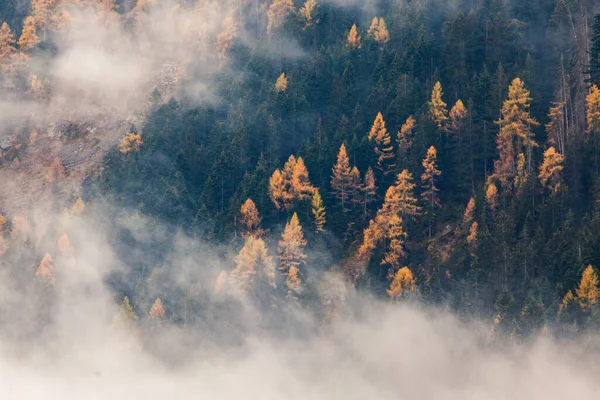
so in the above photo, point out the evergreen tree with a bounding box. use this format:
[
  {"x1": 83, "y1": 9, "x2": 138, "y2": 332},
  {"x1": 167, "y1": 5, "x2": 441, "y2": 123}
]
[{"x1": 331, "y1": 144, "x2": 353, "y2": 213}]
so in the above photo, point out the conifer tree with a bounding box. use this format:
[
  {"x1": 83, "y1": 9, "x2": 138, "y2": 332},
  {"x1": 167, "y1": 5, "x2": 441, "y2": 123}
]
[
  {"x1": 216, "y1": 17, "x2": 238, "y2": 59},
  {"x1": 586, "y1": 85, "x2": 600, "y2": 173},
  {"x1": 367, "y1": 17, "x2": 379, "y2": 38},
  {"x1": 231, "y1": 236, "x2": 276, "y2": 293},
  {"x1": 0, "y1": 22, "x2": 16, "y2": 60},
  {"x1": 267, "y1": 0, "x2": 295, "y2": 35},
  {"x1": 421, "y1": 146, "x2": 442, "y2": 211},
  {"x1": 347, "y1": 23, "x2": 361, "y2": 49},
  {"x1": 240, "y1": 198, "x2": 263, "y2": 238},
  {"x1": 311, "y1": 190, "x2": 326, "y2": 233},
  {"x1": 269, "y1": 169, "x2": 287, "y2": 210},
  {"x1": 538, "y1": 146, "x2": 564, "y2": 195},
  {"x1": 148, "y1": 297, "x2": 165, "y2": 321},
  {"x1": 368, "y1": 112, "x2": 396, "y2": 177},
  {"x1": 36, "y1": 253, "x2": 55, "y2": 285},
  {"x1": 387, "y1": 267, "x2": 416, "y2": 301},
  {"x1": 359, "y1": 167, "x2": 377, "y2": 220},
  {"x1": 269, "y1": 155, "x2": 314, "y2": 210},
  {"x1": 576, "y1": 265, "x2": 599, "y2": 312},
  {"x1": 117, "y1": 296, "x2": 138, "y2": 330},
  {"x1": 382, "y1": 214, "x2": 407, "y2": 276},
  {"x1": 463, "y1": 197, "x2": 476, "y2": 224},
  {"x1": 494, "y1": 78, "x2": 539, "y2": 184},
  {"x1": 57, "y1": 233, "x2": 73, "y2": 257},
  {"x1": 331, "y1": 144, "x2": 352, "y2": 212},
  {"x1": 367, "y1": 17, "x2": 389, "y2": 48},
  {"x1": 286, "y1": 265, "x2": 302, "y2": 301},
  {"x1": 397, "y1": 116, "x2": 415, "y2": 163},
  {"x1": 485, "y1": 180, "x2": 498, "y2": 210},
  {"x1": 429, "y1": 82, "x2": 448, "y2": 130},
  {"x1": 71, "y1": 197, "x2": 86, "y2": 216},
  {"x1": 299, "y1": 0, "x2": 319, "y2": 28},
  {"x1": 31, "y1": 0, "x2": 55, "y2": 40},
  {"x1": 278, "y1": 212, "x2": 307, "y2": 274},
  {"x1": 291, "y1": 156, "x2": 315, "y2": 201},
  {"x1": 514, "y1": 152, "x2": 528, "y2": 195},
  {"x1": 18, "y1": 17, "x2": 39, "y2": 51},
  {"x1": 275, "y1": 73, "x2": 288, "y2": 93}
]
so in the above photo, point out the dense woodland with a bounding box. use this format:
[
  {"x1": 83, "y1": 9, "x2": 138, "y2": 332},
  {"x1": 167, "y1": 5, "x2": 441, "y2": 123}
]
[{"x1": 3, "y1": 0, "x2": 600, "y2": 340}]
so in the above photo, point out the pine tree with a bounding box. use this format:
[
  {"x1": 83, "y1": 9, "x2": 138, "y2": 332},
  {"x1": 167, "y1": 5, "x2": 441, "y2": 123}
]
[
  {"x1": 397, "y1": 116, "x2": 416, "y2": 164},
  {"x1": 368, "y1": 112, "x2": 396, "y2": 176},
  {"x1": 240, "y1": 198, "x2": 263, "y2": 238},
  {"x1": 18, "y1": 17, "x2": 39, "y2": 51},
  {"x1": 275, "y1": 73, "x2": 288, "y2": 93},
  {"x1": 267, "y1": 0, "x2": 295, "y2": 35},
  {"x1": 299, "y1": 0, "x2": 319, "y2": 28},
  {"x1": 278, "y1": 212, "x2": 307, "y2": 274},
  {"x1": 367, "y1": 17, "x2": 389, "y2": 48},
  {"x1": 347, "y1": 23, "x2": 361, "y2": 49},
  {"x1": 429, "y1": 81, "x2": 448, "y2": 130},
  {"x1": 148, "y1": 297, "x2": 165, "y2": 321},
  {"x1": 269, "y1": 169, "x2": 287, "y2": 210},
  {"x1": 387, "y1": 267, "x2": 416, "y2": 301},
  {"x1": 0, "y1": 22, "x2": 16, "y2": 60},
  {"x1": 421, "y1": 146, "x2": 442, "y2": 211},
  {"x1": 269, "y1": 155, "x2": 314, "y2": 210},
  {"x1": 291, "y1": 156, "x2": 315, "y2": 201},
  {"x1": 576, "y1": 265, "x2": 599, "y2": 312},
  {"x1": 382, "y1": 214, "x2": 407, "y2": 276},
  {"x1": 331, "y1": 144, "x2": 353, "y2": 212},
  {"x1": 538, "y1": 146, "x2": 564, "y2": 195},
  {"x1": 311, "y1": 191, "x2": 326, "y2": 233},
  {"x1": 231, "y1": 236, "x2": 276, "y2": 293},
  {"x1": 494, "y1": 78, "x2": 539, "y2": 184},
  {"x1": 36, "y1": 253, "x2": 55, "y2": 285},
  {"x1": 286, "y1": 265, "x2": 302, "y2": 301}
]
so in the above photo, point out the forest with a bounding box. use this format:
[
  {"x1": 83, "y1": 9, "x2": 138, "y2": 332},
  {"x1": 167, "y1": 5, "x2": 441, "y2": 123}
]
[{"x1": 2, "y1": 0, "x2": 600, "y2": 346}]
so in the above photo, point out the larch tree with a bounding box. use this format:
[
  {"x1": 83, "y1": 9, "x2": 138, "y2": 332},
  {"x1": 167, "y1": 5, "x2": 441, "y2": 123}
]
[
  {"x1": 57, "y1": 233, "x2": 73, "y2": 257},
  {"x1": 269, "y1": 155, "x2": 314, "y2": 210},
  {"x1": 494, "y1": 78, "x2": 539, "y2": 184},
  {"x1": 359, "y1": 167, "x2": 377, "y2": 220},
  {"x1": 538, "y1": 146, "x2": 564, "y2": 195},
  {"x1": 429, "y1": 81, "x2": 448, "y2": 130},
  {"x1": 18, "y1": 16, "x2": 40, "y2": 51},
  {"x1": 547, "y1": 101, "x2": 566, "y2": 155},
  {"x1": 347, "y1": 23, "x2": 361, "y2": 49},
  {"x1": 269, "y1": 168, "x2": 287, "y2": 210},
  {"x1": 240, "y1": 198, "x2": 263, "y2": 238},
  {"x1": 291, "y1": 156, "x2": 315, "y2": 201},
  {"x1": 382, "y1": 214, "x2": 407, "y2": 277},
  {"x1": 36, "y1": 253, "x2": 55, "y2": 286},
  {"x1": 368, "y1": 112, "x2": 396, "y2": 177},
  {"x1": 267, "y1": 0, "x2": 295, "y2": 35},
  {"x1": 216, "y1": 16, "x2": 238, "y2": 59},
  {"x1": 119, "y1": 133, "x2": 143, "y2": 154},
  {"x1": 0, "y1": 22, "x2": 16, "y2": 60},
  {"x1": 447, "y1": 100, "x2": 468, "y2": 176},
  {"x1": 421, "y1": 146, "x2": 442, "y2": 212},
  {"x1": 286, "y1": 265, "x2": 302, "y2": 301},
  {"x1": 367, "y1": 17, "x2": 379, "y2": 38},
  {"x1": 331, "y1": 144, "x2": 353, "y2": 212},
  {"x1": 576, "y1": 265, "x2": 599, "y2": 313},
  {"x1": 367, "y1": 17, "x2": 389, "y2": 48},
  {"x1": 31, "y1": 0, "x2": 55, "y2": 40},
  {"x1": 463, "y1": 197, "x2": 476, "y2": 225},
  {"x1": 485, "y1": 180, "x2": 499, "y2": 210},
  {"x1": 231, "y1": 236, "x2": 276, "y2": 293},
  {"x1": 299, "y1": 0, "x2": 319, "y2": 29},
  {"x1": 311, "y1": 190, "x2": 326, "y2": 233},
  {"x1": 117, "y1": 296, "x2": 138, "y2": 331},
  {"x1": 275, "y1": 72, "x2": 288, "y2": 93},
  {"x1": 387, "y1": 266, "x2": 416, "y2": 302},
  {"x1": 397, "y1": 116, "x2": 416, "y2": 164},
  {"x1": 586, "y1": 84, "x2": 600, "y2": 173},
  {"x1": 148, "y1": 297, "x2": 165, "y2": 321},
  {"x1": 278, "y1": 212, "x2": 307, "y2": 275}
]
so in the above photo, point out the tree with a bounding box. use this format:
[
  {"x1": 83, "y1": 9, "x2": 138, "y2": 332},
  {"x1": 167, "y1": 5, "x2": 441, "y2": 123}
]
[
  {"x1": 275, "y1": 73, "x2": 288, "y2": 93},
  {"x1": 36, "y1": 253, "x2": 55, "y2": 285},
  {"x1": 31, "y1": 0, "x2": 55, "y2": 40},
  {"x1": 576, "y1": 265, "x2": 599, "y2": 313},
  {"x1": 463, "y1": 197, "x2": 476, "y2": 224},
  {"x1": 117, "y1": 296, "x2": 138, "y2": 330},
  {"x1": 267, "y1": 0, "x2": 295, "y2": 35},
  {"x1": 57, "y1": 233, "x2": 73, "y2": 257},
  {"x1": 18, "y1": 17, "x2": 39, "y2": 51},
  {"x1": 485, "y1": 180, "x2": 498, "y2": 210},
  {"x1": 216, "y1": 17, "x2": 238, "y2": 59},
  {"x1": 47, "y1": 157, "x2": 65, "y2": 182},
  {"x1": 148, "y1": 297, "x2": 165, "y2": 321},
  {"x1": 231, "y1": 236, "x2": 276, "y2": 293},
  {"x1": 269, "y1": 169, "x2": 288, "y2": 210},
  {"x1": 269, "y1": 155, "x2": 315, "y2": 210},
  {"x1": 494, "y1": 78, "x2": 539, "y2": 184},
  {"x1": 331, "y1": 144, "x2": 352, "y2": 212},
  {"x1": 421, "y1": 146, "x2": 442, "y2": 211},
  {"x1": 429, "y1": 81, "x2": 448, "y2": 130},
  {"x1": 538, "y1": 146, "x2": 564, "y2": 195},
  {"x1": 239, "y1": 198, "x2": 263, "y2": 238},
  {"x1": 387, "y1": 267, "x2": 416, "y2": 301},
  {"x1": 119, "y1": 133, "x2": 143, "y2": 154},
  {"x1": 0, "y1": 22, "x2": 16, "y2": 60},
  {"x1": 586, "y1": 85, "x2": 600, "y2": 173},
  {"x1": 299, "y1": 0, "x2": 319, "y2": 28},
  {"x1": 382, "y1": 214, "x2": 407, "y2": 276},
  {"x1": 367, "y1": 17, "x2": 389, "y2": 48},
  {"x1": 30, "y1": 75, "x2": 47, "y2": 101},
  {"x1": 291, "y1": 156, "x2": 315, "y2": 201},
  {"x1": 311, "y1": 190, "x2": 326, "y2": 233},
  {"x1": 397, "y1": 116, "x2": 416, "y2": 162},
  {"x1": 286, "y1": 266, "x2": 302, "y2": 301},
  {"x1": 368, "y1": 112, "x2": 396, "y2": 177},
  {"x1": 278, "y1": 212, "x2": 307, "y2": 274},
  {"x1": 359, "y1": 167, "x2": 377, "y2": 220},
  {"x1": 71, "y1": 197, "x2": 86, "y2": 216},
  {"x1": 347, "y1": 23, "x2": 361, "y2": 49}
]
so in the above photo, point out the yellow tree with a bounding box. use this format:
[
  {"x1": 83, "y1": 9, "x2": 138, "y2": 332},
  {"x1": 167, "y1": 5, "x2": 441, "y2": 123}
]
[
  {"x1": 429, "y1": 81, "x2": 448, "y2": 130},
  {"x1": 148, "y1": 297, "x2": 165, "y2": 321},
  {"x1": 117, "y1": 296, "x2": 138, "y2": 331},
  {"x1": 286, "y1": 265, "x2": 302, "y2": 301},
  {"x1": 71, "y1": 197, "x2": 86, "y2": 216},
  {"x1": 275, "y1": 72, "x2": 288, "y2": 93},
  {"x1": 31, "y1": 0, "x2": 55, "y2": 40},
  {"x1": 347, "y1": 23, "x2": 361, "y2": 49},
  {"x1": 538, "y1": 146, "x2": 564, "y2": 195},
  {"x1": 0, "y1": 22, "x2": 16, "y2": 60},
  {"x1": 359, "y1": 167, "x2": 377, "y2": 220},
  {"x1": 463, "y1": 197, "x2": 476, "y2": 224},
  {"x1": 240, "y1": 198, "x2": 263, "y2": 238},
  {"x1": 576, "y1": 265, "x2": 599, "y2": 313},
  {"x1": 485, "y1": 180, "x2": 498, "y2": 210},
  {"x1": 269, "y1": 168, "x2": 287, "y2": 210},
  {"x1": 18, "y1": 16, "x2": 40, "y2": 51},
  {"x1": 514, "y1": 152, "x2": 528, "y2": 194},
  {"x1": 546, "y1": 101, "x2": 566, "y2": 155},
  {"x1": 36, "y1": 253, "x2": 55, "y2": 285},
  {"x1": 231, "y1": 236, "x2": 276, "y2": 293},
  {"x1": 331, "y1": 143, "x2": 352, "y2": 212},
  {"x1": 216, "y1": 17, "x2": 238, "y2": 59},
  {"x1": 311, "y1": 190, "x2": 326, "y2": 233},
  {"x1": 119, "y1": 133, "x2": 143, "y2": 154},
  {"x1": 299, "y1": 0, "x2": 319, "y2": 28},
  {"x1": 586, "y1": 85, "x2": 600, "y2": 173},
  {"x1": 267, "y1": 0, "x2": 295, "y2": 35},
  {"x1": 397, "y1": 116, "x2": 416, "y2": 161},
  {"x1": 494, "y1": 78, "x2": 539, "y2": 183},
  {"x1": 421, "y1": 146, "x2": 442, "y2": 211},
  {"x1": 291, "y1": 156, "x2": 315, "y2": 200},
  {"x1": 382, "y1": 214, "x2": 407, "y2": 277},
  {"x1": 368, "y1": 112, "x2": 396, "y2": 176},
  {"x1": 387, "y1": 267, "x2": 416, "y2": 302},
  {"x1": 57, "y1": 233, "x2": 73, "y2": 257},
  {"x1": 278, "y1": 212, "x2": 307, "y2": 274},
  {"x1": 269, "y1": 155, "x2": 314, "y2": 210},
  {"x1": 367, "y1": 17, "x2": 389, "y2": 48}
]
